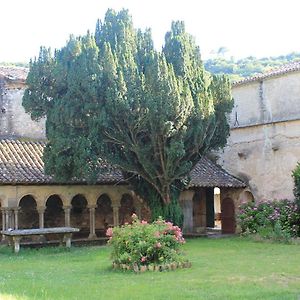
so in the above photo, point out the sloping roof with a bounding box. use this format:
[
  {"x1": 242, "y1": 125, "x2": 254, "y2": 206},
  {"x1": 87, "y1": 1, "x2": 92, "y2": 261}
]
[
  {"x1": 0, "y1": 139, "x2": 123, "y2": 185},
  {"x1": 0, "y1": 139, "x2": 245, "y2": 188},
  {"x1": 0, "y1": 66, "x2": 28, "y2": 83},
  {"x1": 233, "y1": 61, "x2": 300, "y2": 86},
  {"x1": 189, "y1": 156, "x2": 245, "y2": 188}
]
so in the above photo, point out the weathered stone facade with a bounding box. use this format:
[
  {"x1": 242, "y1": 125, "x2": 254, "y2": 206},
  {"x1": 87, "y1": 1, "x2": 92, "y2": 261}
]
[
  {"x1": 218, "y1": 64, "x2": 300, "y2": 201},
  {"x1": 0, "y1": 67, "x2": 45, "y2": 139}
]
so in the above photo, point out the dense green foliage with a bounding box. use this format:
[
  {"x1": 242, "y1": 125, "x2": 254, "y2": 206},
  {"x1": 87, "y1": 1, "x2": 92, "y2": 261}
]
[
  {"x1": 23, "y1": 9, "x2": 233, "y2": 224},
  {"x1": 1, "y1": 239, "x2": 300, "y2": 299},
  {"x1": 0, "y1": 61, "x2": 29, "y2": 68},
  {"x1": 238, "y1": 200, "x2": 300, "y2": 241},
  {"x1": 107, "y1": 214, "x2": 188, "y2": 271},
  {"x1": 205, "y1": 52, "x2": 300, "y2": 80},
  {"x1": 292, "y1": 163, "x2": 300, "y2": 206}
]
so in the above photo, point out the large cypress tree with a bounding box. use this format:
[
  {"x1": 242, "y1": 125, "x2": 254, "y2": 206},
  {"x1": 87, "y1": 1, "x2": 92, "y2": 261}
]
[{"x1": 23, "y1": 9, "x2": 233, "y2": 225}]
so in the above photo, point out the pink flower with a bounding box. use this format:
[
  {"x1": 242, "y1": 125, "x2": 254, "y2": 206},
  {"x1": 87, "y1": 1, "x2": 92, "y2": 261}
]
[
  {"x1": 154, "y1": 231, "x2": 160, "y2": 238},
  {"x1": 155, "y1": 242, "x2": 162, "y2": 248},
  {"x1": 141, "y1": 220, "x2": 148, "y2": 225},
  {"x1": 106, "y1": 227, "x2": 113, "y2": 237},
  {"x1": 141, "y1": 256, "x2": 147, "y2": 262}
]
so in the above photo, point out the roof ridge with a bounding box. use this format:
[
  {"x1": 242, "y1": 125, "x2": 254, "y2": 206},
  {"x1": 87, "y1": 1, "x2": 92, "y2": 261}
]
[{"x1": 232, "y1": 61, "x2": 300, "y2": 86}]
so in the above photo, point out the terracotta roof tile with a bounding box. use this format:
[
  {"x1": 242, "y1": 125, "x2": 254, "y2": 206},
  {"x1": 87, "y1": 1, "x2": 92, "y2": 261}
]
[
  {"x1": 0, "y1": 139, "x2": 123, "y2": 184},
  {"x1": 233, "y1": 61, "x2": 300, "y2": 86},
  {"x1": 0, "y1": 139, "x2": 245, "y2": 188},
  {"x1": 189, "y1": 156, "x2": 245, "y2": 188}
]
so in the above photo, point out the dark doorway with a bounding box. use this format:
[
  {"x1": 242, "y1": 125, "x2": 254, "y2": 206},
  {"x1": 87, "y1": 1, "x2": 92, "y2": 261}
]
[
  {"x1": 45, "y1": 195, "x2": 64, "y2": 228},
  {"x1": 221, "y1": 197, "x2": 236, "y2": 234},
  {"x1": 206, "y1": 188, "x2": 215, "y2": 228},
  {"x1": 19, "y1": 195, "x2": 39, "y2": 229},
  {"x1": 119, "y1": 194, "x2": 135, "y2": 225},
  {"x1": 96, "y1": 194, "x2": 113, "y2": 237},
  {"x1": 71, "y1": 194, "x2": 89, "y2": 238}
]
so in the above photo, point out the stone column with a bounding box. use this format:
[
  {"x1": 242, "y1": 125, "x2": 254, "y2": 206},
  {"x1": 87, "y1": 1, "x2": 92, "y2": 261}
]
[
  {"x1": 5, "y1": 208, "x2": 10, "y2": 229},
  {"x1": 112, "y1": 204, "x2": 120, "y2": 227},
  {"x1": 13, "y1": 207, "x2": 19, "y2": 230},
  {"x1": 63, "y1": 206, "x2": 71, "y2": 227},
  {"x1": 37, "y1": 206, "x2": 46, "y2": 229},
  {"x1": 136, "y1": 204, "x2": 142, "y2": 220},
  {"x1": 1, "y1": 208, "x2": 6, "y2": 241},
  {"x1": 179, "y1": 190, "x2": 195, "y2": 234},
  {"x1": 181, "y1": 199, "x2": 193, "y2": 234},
  {"x1": 88, "y1": 205, "x2": 97, "y2": 239}
]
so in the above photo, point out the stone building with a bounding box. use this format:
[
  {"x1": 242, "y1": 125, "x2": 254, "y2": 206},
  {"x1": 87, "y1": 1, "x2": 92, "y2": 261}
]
[
  {"x1": 217, "y1": 62, "x2": 300, "y2": 201},
  {"x1": 0, "y1": 66, "x2": 247, "y2": 241}
]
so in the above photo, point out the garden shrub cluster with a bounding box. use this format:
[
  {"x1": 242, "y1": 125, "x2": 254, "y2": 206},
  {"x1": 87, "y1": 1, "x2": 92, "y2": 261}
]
[
  {"x1": 292, "y1": 163, "x2": 300, "y2": 206},
  {"x1": 238, "y1": 199, "x2": 300, "y2": 241},
  {"x1": 106, "y1": 214, "x2": 191, "y2": 272}
]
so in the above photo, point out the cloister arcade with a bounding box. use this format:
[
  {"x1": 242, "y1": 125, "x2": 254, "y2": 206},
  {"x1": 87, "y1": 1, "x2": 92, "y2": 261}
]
[{"x1": 0, "y1": 184, "x2": 150, "y2": 241}]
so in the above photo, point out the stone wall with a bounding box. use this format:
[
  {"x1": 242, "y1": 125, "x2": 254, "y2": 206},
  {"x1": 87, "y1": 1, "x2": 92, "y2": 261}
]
[
  {"x1": 217, "y1": 71, "x2": 300, "y2": 201},
  {"x1": 0, "y1": 78, "x2": 45, "y2": 139}
]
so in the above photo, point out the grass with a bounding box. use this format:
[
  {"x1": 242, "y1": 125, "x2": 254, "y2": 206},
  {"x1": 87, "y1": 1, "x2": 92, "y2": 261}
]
[{"x1": 0, "y1": 237, "x2": 300, "y2": 300}]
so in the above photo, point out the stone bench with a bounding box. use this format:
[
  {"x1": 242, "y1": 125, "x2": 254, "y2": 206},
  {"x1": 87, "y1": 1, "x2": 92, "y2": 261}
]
[{"x1": 1, "y1": 227, "x2": 80, "y2": 253}]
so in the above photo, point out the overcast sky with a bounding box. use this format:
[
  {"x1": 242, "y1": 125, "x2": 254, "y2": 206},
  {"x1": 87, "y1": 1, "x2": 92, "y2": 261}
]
[{"x1": 1, "y1": 0, "x2": 300, "y2": 62}]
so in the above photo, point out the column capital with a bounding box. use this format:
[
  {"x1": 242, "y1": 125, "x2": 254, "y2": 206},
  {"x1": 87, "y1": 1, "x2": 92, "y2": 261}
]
[
  {"x1": 37, "y1": 206, "x2": 46, "y2": 213},
  {"x1": 87, "y1": 205, "x2": 97, "y2": 210},
  {"x1": 112, "y1": 204, "x2": 121, "y2": 209},
  {"x1": 63, "y1": 206, "x2": 72, "y2": 210}
]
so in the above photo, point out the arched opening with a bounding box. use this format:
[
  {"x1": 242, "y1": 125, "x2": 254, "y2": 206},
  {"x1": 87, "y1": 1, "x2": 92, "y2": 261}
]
[
  {"x1": 71, "y1": 194, "x2": 89, "y2": 239},
  {"x1": 95, "y1": 194, "x2": 113, "y2": 237},
  {"x1": 239, "y1": 190, "x2": 255, "y2": 204},
  {"x1": 19, "y1": 195, "x2": 39, "y2": 229},
  {"x1": 221, "y1": 197, "x2": 236, "y2": 234},
  {"x1": 214, "y1": 187, "x2": 221, "y2": 228},
  {"x1": 45, "y1": 195, "x2": 64, "y2": 228},
  {"x1": 119, "y1": 194, "x2": 135, "y2": 225}
]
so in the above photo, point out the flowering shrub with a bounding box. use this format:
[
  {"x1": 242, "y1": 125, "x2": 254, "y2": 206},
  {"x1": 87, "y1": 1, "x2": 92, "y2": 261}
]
[
  {"x1": 106, "y1": 214, "x2": 190, "y2": 272},
  {"x1": 238, "y1": 199, "x2": 300, "y2": 240}
]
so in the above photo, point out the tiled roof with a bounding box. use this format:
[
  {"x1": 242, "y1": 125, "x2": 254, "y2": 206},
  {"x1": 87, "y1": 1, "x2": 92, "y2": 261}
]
[
  {"x1": 0, "y1": 66, "x2": 28, "y2": 82},
  {"x1": 0, "y1": 139, "x2": 123, "y2": 184},
  {"x1": 189, "y1": 156, "x2": 245, "y2": 188},
  {"x1": 233, "y1": 61, "x2": 300, "y2": 86},
  {"x1": 0, "y1": 139, "x2": 245, "y2": 188}
]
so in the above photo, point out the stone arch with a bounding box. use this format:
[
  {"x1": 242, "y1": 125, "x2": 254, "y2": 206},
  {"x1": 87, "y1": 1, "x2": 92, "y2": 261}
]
[
  {"x1": 239, "y1": 190, "x2": 255, "y2": 204},
  {"x1": 119, "y1": 193, "x2": 135, "y2": 225},
  {"x1": 45, "y1": 195, "x2": 65, "y2": 228},
  {"x1": 19, "y1": 195, "x2": 39, "y2": 229},
  {"x1": 95, "y1": 194, "x2": 113, "y2": 237},
  {"x1": 221, "y1": 197, "x2": 236, "y2": 234},
  {"x1": 71, "y1": 194, "x2": 89, "y2": 238}
]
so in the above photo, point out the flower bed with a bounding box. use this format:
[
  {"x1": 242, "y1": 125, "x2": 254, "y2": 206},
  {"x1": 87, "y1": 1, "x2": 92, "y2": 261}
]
[
  {"x1": 238, "y1": 199, "x2": 300, "y2": 241},
  {"x1": 106, "y1": 214, "x2": 191, "y2": 272}
]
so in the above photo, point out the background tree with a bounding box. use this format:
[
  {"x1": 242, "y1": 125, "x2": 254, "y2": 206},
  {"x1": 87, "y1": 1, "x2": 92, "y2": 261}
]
[{"x1": 23, "y1": 9, "x2": 233, "y2": 225}]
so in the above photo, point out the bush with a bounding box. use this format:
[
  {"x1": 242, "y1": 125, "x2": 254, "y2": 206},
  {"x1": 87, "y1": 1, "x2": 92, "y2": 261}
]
[
  {"x1": 238, "y1": 199, "x2": 300, "y2": 241},
  {"x1": 292, "y1": 163, "x2": 300, "y2": 206},
  {"x1": 106, "y1": 214, "x2": 191, "y2": 272}
]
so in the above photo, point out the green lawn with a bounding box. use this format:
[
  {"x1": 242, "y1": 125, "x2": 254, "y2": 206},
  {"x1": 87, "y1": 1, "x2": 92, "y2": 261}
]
[{"x1": 0, "y1": 237, "x2": 299, "y2": 300}]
